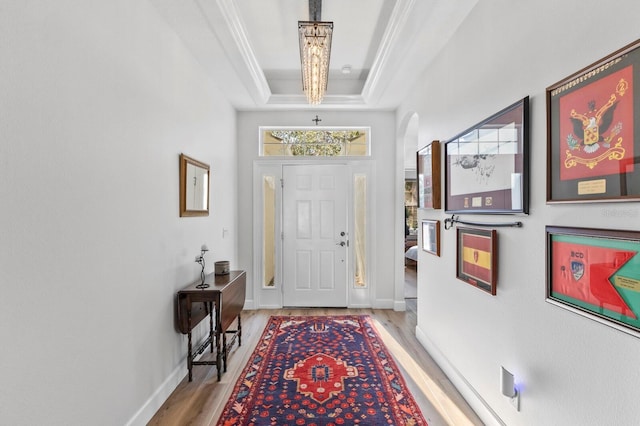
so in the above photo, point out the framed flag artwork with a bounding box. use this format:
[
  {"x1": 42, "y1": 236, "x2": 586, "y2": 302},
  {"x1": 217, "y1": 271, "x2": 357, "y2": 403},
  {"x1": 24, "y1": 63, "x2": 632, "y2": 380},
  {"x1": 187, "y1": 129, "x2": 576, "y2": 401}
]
[
  {"x1": 444, "y1": 97, "x2": 529, "y2": 214},
  {"x1": 546, "y1": 38, "x2": 640, "y2": 203},
  {"x1": 546, "y1": 226, "x2": 640, "y2": 337},
  {"x1": 417, "y1": 141, "x2": 441, "y2": 209},
  {"x1": 456, "y1": 227, "x2": 497, "y2": 295},
  {"x1": 421, "y1": 219, "x2": 440, "y2": 256}
]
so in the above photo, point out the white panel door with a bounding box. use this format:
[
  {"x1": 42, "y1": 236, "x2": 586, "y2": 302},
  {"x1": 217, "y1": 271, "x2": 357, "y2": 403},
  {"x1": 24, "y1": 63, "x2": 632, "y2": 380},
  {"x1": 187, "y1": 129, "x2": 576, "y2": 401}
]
[{"x1": 282, "y1": 164, "x2": 348, "y2": 307}]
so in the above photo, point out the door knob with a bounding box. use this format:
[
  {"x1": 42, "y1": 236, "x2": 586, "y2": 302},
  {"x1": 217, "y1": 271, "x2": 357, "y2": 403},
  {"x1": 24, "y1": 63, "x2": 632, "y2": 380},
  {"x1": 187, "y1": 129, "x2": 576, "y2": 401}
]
[{"x1": 336, "y1": 241, "x2": 346, "y2": 246}]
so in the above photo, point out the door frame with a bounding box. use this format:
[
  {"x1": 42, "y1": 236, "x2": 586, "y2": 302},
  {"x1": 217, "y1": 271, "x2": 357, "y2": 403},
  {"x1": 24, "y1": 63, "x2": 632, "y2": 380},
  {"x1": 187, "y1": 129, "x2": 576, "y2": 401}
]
[{"x1": 252, "y1": 159, "x2": 375, "y2": 309}]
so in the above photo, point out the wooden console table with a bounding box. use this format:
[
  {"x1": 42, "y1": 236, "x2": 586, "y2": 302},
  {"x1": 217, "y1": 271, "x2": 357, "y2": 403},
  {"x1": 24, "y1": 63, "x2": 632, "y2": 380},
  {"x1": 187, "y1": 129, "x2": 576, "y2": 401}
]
[{"x1": 177, "y1": 270, "x2": 246, "y2": 381}]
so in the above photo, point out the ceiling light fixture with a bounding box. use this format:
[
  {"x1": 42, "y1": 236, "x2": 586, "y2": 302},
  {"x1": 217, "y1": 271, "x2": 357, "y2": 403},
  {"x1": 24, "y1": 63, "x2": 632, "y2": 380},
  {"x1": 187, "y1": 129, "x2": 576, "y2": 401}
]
[{"x1": 298, "y1": 0, "x2": 332, "y2": 105}]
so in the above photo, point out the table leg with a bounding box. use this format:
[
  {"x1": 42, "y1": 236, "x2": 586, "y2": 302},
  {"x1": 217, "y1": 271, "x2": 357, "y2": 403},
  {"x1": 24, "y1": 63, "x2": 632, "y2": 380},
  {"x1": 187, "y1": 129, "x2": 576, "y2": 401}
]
[
  {"x1": 223, "y1": 332, "x2": 228, "y2": 372},
  {"x1": 208, "y1": 302, "x2": 214, "y2": 353},
  {"x1": 215, "y1": 302, "x2": 222, "y2": 381},
  {"x1": 187, "y1": 306, "x2": 193, "y2": 382}
]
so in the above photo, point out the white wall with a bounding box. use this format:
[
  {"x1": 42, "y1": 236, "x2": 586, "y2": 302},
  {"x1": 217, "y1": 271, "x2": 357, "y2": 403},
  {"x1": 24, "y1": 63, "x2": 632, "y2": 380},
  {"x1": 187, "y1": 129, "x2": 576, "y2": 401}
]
[
  {"x1": 236, "y1": 111, "x2": 396, "y2": 309},
  {"x1": 0, "y1": 1, "x2": 236, "y2": 425},
  {"x1": 397, "y1": 1, "x2": 640, "y2": 425}
]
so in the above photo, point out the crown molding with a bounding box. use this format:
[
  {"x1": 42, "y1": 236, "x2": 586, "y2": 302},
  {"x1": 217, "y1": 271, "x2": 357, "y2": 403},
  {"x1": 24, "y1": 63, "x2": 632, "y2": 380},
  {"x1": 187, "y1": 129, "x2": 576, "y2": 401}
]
[{"x1": 215, "y1": 0, "x2": 272, "y2": 104}]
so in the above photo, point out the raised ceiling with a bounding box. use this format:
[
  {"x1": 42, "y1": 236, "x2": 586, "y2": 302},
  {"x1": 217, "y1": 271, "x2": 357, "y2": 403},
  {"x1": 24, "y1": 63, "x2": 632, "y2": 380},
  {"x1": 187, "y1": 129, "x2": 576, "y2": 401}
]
[{"x1": 151, "y1": 0, "x2": 478, "y2": 110}]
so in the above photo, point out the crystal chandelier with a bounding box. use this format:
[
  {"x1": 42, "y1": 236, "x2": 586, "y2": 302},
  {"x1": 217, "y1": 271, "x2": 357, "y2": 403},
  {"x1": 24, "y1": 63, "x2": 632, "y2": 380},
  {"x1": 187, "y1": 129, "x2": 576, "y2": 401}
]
[{"x1": 298, "y1": 20, "x2": 333, "y2": 105}]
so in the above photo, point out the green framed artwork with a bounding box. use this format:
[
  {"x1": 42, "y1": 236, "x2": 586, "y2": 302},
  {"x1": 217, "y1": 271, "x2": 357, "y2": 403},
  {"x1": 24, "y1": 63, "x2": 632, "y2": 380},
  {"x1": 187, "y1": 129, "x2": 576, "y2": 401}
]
[{"x1": 546, "y1": 226, "x2": 640, "y2": 337}]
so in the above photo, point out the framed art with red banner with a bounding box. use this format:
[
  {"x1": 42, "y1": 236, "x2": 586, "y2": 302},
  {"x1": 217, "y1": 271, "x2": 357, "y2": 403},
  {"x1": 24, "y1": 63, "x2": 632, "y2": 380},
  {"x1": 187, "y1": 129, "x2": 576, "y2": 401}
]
[
  {"x1": 546, "y1": 226, "x2": 640, "y2": 337},
  {"x1": 444, "y1": 97, "x2": 529, "y2": 214},
  {"x1": 456, "y1": 227, "x2": 497, "y2": 295},
  {"x1": 546, "y1": 38, "x2": 640, "y2": 203},
  {"x1": 417, "y1": 140, "x2": 441, "y2": 209}
]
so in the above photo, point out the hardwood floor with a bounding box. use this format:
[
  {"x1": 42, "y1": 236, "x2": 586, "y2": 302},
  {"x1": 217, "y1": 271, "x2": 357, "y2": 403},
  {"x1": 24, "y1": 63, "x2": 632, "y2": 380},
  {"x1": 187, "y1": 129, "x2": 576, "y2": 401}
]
[{"x1": 148, "y1": 308, "x2": 483, "y2": 426}]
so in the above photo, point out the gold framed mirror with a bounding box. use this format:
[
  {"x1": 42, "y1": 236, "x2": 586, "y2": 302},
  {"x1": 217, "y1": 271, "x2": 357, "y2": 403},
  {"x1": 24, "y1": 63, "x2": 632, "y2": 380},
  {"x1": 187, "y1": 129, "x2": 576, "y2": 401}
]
[{"x1": 179, "y1": 153, "x2": 210, "y2": 217}]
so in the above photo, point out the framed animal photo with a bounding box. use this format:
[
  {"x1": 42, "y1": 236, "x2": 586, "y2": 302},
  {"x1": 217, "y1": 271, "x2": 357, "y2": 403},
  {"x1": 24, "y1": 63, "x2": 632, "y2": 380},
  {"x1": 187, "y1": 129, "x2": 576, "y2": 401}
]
[{"x1": 444, "y1": 97, "x2": 529, "y2": 214}]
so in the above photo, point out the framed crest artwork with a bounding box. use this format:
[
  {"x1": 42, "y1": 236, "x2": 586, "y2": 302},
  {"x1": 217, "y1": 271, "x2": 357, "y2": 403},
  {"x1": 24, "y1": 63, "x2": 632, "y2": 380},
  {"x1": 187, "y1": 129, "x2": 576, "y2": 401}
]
[
  {"x1": 444, "y1": 97, "x2": 529, "y2": 214},
  {"x1": 421, "y1": 220, "x2": 440, "y2": 256},
  {"x1": 417, "y1": 141, "x2": 441, "y2": 209},
  {"x1": 546, "y1": 38, "x2": 640, "y2": 203},
  {"x1": 546, "y1": 226, "x2": 640, "y2": 337},
  {"x1": 456, "y1": 227, "x2": 497, "y2": 295}
]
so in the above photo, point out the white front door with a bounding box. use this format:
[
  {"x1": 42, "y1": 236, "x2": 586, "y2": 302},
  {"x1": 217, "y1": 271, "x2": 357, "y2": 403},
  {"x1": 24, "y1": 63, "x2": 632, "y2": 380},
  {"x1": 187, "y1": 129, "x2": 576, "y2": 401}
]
[{"x1": 282, "y1": 164, "x2": 348, "y2": 307}]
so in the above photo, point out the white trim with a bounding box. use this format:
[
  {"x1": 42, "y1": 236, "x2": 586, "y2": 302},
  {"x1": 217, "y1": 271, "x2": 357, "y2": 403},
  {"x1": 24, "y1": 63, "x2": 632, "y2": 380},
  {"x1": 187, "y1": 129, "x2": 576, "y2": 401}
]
[
  {"x1": 253, "y1": 159, "x2": 377, "y2": 309},
  {"x1": 415, "y1": 326, "x2": 505, "y2": 426},
  {"x1": 125, "y1": 363, "x2": 186, "y2": 426},
  {"x1": 361, "y1": 0, "x2": 416, "y2": 103},
  {"x1": 216, "y1": 0, "x2": 271, "y2": 103}
]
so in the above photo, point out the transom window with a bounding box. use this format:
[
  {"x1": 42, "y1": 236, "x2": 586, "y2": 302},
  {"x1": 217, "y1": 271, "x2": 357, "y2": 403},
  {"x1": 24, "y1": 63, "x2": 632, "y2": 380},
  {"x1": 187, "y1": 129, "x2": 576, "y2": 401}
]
[{"x1": 259, "y1": 127, "x2": 370, "y2": 157}]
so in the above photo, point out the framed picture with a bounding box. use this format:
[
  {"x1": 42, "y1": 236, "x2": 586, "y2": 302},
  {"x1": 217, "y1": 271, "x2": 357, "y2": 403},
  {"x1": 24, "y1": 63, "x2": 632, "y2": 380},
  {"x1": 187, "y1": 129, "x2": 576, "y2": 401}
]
[
  {"x1": 421, "y1": 220, "x2": 440, "y2": 256},
  {"x1": 444, "y1": 97, "x2": 529, "y2": 214},
  {"x1": 546, "y1": 39, "x2": 640, "y2": 203},
  {"x1": 546, "y1": 226, "x2": 640, "y2": 337},
  {"x1": 456, "y1": 227, "x2": 497, "y2": 295},
  {"x1": 417, "y1": 141, "x2": 441, "y2": 209}
]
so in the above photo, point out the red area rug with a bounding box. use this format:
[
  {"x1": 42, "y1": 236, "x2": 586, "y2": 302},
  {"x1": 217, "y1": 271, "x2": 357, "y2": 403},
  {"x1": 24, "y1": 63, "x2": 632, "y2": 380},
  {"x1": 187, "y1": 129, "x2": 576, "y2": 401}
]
[{"x1": 216, "y1": 315, "x2": 427, "y2": 426}]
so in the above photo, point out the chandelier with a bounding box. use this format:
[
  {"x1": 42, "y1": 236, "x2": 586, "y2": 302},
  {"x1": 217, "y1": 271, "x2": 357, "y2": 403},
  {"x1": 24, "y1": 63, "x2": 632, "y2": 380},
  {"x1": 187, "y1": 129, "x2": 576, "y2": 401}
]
[{"x1": 298, "y1": 20, "x2": 333, "y2": 105}]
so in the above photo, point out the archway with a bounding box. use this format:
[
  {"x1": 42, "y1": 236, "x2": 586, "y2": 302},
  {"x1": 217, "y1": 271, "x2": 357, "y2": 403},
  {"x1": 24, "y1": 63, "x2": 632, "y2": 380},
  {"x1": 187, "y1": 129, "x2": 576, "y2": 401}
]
[{"x1": 395, "y1": 112, "x2": 420, "y2": 311}]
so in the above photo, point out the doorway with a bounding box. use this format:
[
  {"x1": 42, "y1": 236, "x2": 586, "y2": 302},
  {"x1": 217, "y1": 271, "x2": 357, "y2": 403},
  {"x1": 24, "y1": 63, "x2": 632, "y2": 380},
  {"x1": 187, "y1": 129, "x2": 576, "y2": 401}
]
[{"x1": 282, "y1": 164, "x2": 348, "y2": 307}]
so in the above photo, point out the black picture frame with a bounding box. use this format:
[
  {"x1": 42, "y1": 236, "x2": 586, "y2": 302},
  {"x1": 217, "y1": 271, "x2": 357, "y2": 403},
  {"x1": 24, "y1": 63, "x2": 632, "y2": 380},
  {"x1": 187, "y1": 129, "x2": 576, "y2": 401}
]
[{"x1": 444, "y1": 97, "x2": 529, "y2": 214}]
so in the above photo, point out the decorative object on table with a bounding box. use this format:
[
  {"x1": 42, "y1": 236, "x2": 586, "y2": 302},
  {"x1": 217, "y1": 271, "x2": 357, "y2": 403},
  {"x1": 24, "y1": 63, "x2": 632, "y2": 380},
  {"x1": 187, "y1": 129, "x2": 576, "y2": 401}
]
[
  {"x1": 456, "y1": 227, "x2": 498, "y2": 295},
  {"x1": 422, "y1": 219, "x2": 441, "y2": 256},
  {"x1": 546, "y1": 39, "x2": 640, "y2": 203},
  {"x1": 179, "y1": 153, "x2": 210, "y2": 217},
  {"x1": 216, "y1": 315, "x2": 427, "y2": 426},
  {"x1": 214, "y1": 261, "x2": 229, "y2": 275},
  {"x1": 546, "y1": 226, "x2": 640, "y2": 337},
  {"x1": 445, "y1": 97, "x2": 529, "y2": 214},
  {"x1": 195, "y1": 244, "x2": 209, "y2": 289},
  {"x1": 417, "y1": 140, "x2": 441, "y2": 209}
]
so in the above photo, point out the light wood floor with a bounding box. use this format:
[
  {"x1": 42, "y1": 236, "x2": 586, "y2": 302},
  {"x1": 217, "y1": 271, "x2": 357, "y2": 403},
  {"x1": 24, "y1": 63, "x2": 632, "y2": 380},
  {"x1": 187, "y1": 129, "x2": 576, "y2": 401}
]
[{"x1": 148, "y1": 308, "x2": 484, "y2": 426}]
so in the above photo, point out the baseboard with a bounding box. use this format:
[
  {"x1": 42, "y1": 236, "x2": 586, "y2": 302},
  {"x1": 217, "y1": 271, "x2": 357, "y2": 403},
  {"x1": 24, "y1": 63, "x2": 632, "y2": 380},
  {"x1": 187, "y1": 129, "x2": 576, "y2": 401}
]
[
  {"x1": 372, "y1": 298, "x2": 394, "y2": 309},
  {"x1": 415, "y1": 325, "x2": 505, "y2": 426},
  {"x1": 393, "y1": 300, "x2": 407, "y2": 311},
  {"x1": 124, "y1": 361, "x2": 187, "y2": 426}
]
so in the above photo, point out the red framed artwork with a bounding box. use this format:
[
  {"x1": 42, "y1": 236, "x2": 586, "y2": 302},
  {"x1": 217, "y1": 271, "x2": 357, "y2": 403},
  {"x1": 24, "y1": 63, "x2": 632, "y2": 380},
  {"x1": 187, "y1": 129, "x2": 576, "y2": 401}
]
[
  {"x1": 546, "y1": 38, "x2": 640, "y2": 203},
  {"x1": 456, "y1": 227, "x2": 497, "y2": 295},
  {"x1": 546, "y1": 226, "x2": 640, "y2": 337}
]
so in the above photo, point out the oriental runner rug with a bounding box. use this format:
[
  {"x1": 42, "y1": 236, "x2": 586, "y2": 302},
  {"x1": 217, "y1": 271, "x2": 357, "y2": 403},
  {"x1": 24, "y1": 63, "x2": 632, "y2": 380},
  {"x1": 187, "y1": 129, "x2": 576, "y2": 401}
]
[{"x1": 216, "y1": 315, "x2": 427, "y2": 426}]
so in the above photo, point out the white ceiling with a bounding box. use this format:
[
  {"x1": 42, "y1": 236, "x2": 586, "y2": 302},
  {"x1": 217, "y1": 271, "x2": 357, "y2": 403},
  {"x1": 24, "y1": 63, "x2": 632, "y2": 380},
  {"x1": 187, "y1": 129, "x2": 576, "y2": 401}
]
[{"x1": 150, "y1": 0, "x2": 478, "y2": 111}]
